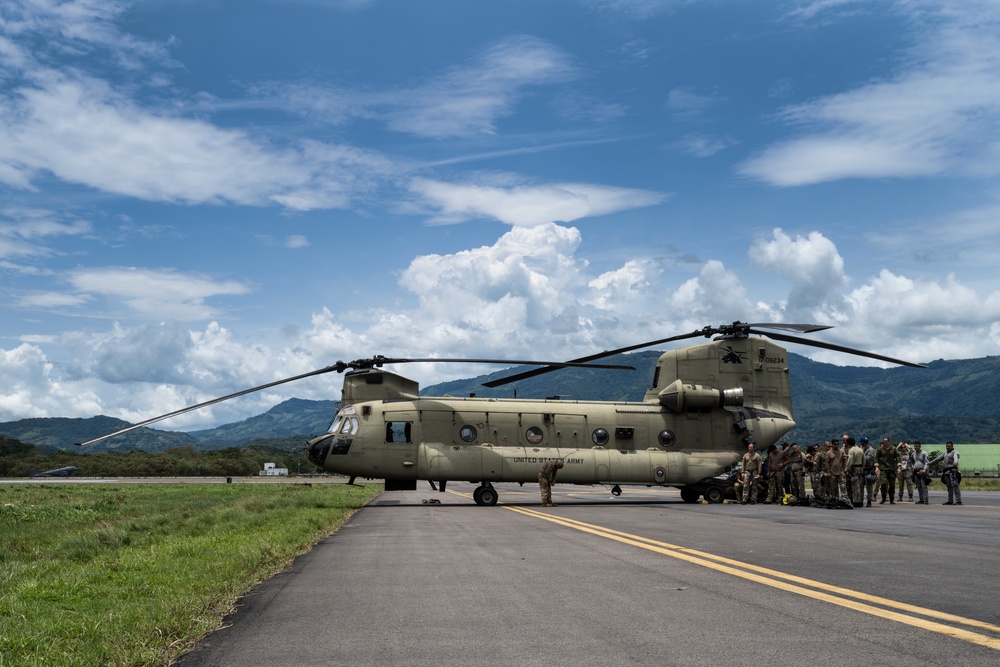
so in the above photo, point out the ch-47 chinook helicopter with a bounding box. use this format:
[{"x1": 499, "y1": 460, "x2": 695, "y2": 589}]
[{"x1": 79, "y1": 322, "x2": 924, "y2": 505}]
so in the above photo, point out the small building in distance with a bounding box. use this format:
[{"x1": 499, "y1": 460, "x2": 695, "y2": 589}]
[{"x1": 259, "y1": 462, "x2": 288, "y2": 476}]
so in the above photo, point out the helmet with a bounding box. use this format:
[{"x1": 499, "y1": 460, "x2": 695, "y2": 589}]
[{"x1": 859, "y1": 436, "x2": 868, "y2": 443}]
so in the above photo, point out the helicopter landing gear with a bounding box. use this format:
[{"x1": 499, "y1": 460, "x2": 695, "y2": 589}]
[
  {"x1": 473, "y1": 484, "x2": 499, "y2": 506},
  {"x1": 704, "y1": 485, "x2": 725, "y2": 504},
  {"x1": 680, "y1": 487, "x2": 700, "y2": 504},
  {"x1": 611, "y1": 485, "x2": 622, "y2": 496}
]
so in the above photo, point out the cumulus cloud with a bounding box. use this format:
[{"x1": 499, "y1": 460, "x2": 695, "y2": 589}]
[
  {"x1": 410, "y1": 177, "x2": 666, "y2": 226},
  {"x1": 740, "y1": 2, "x2": 1000, "y2": 185},
  {"x1": 750, "y1": 228, "x2": 848, "y2": 315}
]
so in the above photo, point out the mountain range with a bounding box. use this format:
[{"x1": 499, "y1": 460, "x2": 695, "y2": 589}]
[{"x1": 2, "y1": 352, "x2": 999, "y2": 452}]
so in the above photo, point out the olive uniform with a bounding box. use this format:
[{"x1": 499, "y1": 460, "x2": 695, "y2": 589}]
[
  {"x1": 538, "y1": 460, "x2": 563, "y2": 507},
  {"x1": 875, "y1": 441, "x2": 899, "y2": 504},
  {"x1": 896, "y1": 443, "x2": 914, "y2": 501},
  {"x1": 741, "y1": 448, "x2": 763, "y2": 504}
]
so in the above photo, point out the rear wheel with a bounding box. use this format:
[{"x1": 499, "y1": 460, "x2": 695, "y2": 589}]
[
  {"x1": 704, "y1": 485, "x2": 724, "y2": 504},
  {"x1": 680, "y1": 487, "x2": 700, "y2": 503}
]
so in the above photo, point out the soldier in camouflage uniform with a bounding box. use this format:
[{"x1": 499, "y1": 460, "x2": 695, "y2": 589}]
[
  {"x1": 909, "y1": 441, "x2": 930, "y2": 504},
  {"x1": 786, "y1": 443, "x2": 806, "y2": 500},
  {"x1": 765, "y1": 444, "x2": 786, "y2": 504},
  {"x1": 826, "y1": 440, "x2": 847, "y2": 503},
  {"x1": 538, "y1": 459, "x2": 563, "y2": 507},
  {"x1": 741, "y1": 443, "x2": 762, "y2": 504},
  {"x1": 875, "y1": 437, "x2": 899, "y2": 504},
  {"x1": 896, "y1": 442, "x2": 914, "y2": 502},
  {"x1": 861, "y1": 437, "x2": 876, "y2": 507},
  {"x1": 845, "y1": 438, "x2": 865, "y2": 507}
]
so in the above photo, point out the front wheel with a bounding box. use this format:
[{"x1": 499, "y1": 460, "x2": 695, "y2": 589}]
[{"x1": 474, "y1": 485, "x2": 498, "y2": 506}]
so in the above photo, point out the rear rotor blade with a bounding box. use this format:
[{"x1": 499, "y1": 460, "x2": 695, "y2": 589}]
[
  {"x1": 482, "y1": 330, "x2": 708, "y2": 388},
  {"x1": 763, "y1": 331, "x2": 926, "y2": 368}
]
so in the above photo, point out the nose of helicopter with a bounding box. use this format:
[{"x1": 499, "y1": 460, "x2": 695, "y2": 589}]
[{"x1": 306, "y1": 435, "x2": 333, "y2": 466}]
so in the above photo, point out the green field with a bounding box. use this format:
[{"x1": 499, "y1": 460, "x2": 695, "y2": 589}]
[{"x1": 0, "y1": 483, "x2": 382, "y2": 667}]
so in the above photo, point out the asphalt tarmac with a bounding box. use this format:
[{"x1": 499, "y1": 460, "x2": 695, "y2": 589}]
[{"x1": 175, "y1": 483, "x2": 1000, "y2": 667}]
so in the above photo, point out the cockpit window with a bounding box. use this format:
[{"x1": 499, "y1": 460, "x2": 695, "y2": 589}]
[
  {"x1": 340, "y1": 417, "x2": 359, "y2": 435},
  {"x1": 328, "y1": 416, "x2": 344, "y2": 434}
]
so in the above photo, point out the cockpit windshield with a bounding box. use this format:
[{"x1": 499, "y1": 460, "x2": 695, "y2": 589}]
[{"x1": 327, "y1": 414, "x2": 358, "y2": 435}]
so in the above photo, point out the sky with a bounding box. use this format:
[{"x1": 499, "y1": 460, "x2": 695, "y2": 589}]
[{"x1": 3, "y1": 0, "x2": 1000, "y2": 430}]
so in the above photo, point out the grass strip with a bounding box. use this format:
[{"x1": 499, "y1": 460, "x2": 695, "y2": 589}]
[{"x1": 0, "y1": 482, "x2": 381, "y2": 667}]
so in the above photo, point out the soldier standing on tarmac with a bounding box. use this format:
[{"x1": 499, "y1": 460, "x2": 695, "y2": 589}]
[
  {"x1": 861, "y1": 437, "x2": 876, "y2": 507},
  {"x1": 845, "y1": 438, "x2": 864, "y2": 507},
  {"x1": 765, "y1": 444, "x2": 787, "y2": 504},
  {"x1": 929, "y1": 441, "x2": 962, "y2": 505},
  {"x1": 786, "y1": 443, "x2": 806, "y2": 500},
  {"x1": 875, "y1": 437, "x2": 899, "y2": 504},
  {"x1": 827, "y1": 440, "x2": 848, "y2": 503},
  {"x1": 910, "y1": 441, "x2": 930, "y2": 504},
  {"x1": 741, "y1": 443, "x2": 762, "y2": 505},
  {"x1": 538, "y1": 459, "x2": 563, "y2": 507},
  {"x1": 896, "y1": 442, "x2": 914, "y2": 502}
]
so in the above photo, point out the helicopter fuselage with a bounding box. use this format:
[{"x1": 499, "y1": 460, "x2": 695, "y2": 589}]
[{"x1": 306, "y1": 336, "x2": 798, "y2": 504}]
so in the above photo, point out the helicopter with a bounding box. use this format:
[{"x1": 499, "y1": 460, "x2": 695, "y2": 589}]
[{"x1": 78, "y1": 322, "x2": 924, "y2": 505}]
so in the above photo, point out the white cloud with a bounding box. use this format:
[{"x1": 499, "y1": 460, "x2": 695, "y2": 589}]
[
  {"x1": 670, "y1": 134, "x2": 738, "y2": 158},
  {"x1": 665, "y1": 87, "x2": 726, "y2": 121},
  {"x1": 750, "y1": 228, "x2": 847, "y2": 315},
  {"x1": 410, "y1": 177, "x2": 666, "y2": 226},
  {"x1": 741, "y1": 2, "x2": 1000, "y2": 185},
  {"x1": 64, "y1": 267, "x2": 252, "y2": 320}
]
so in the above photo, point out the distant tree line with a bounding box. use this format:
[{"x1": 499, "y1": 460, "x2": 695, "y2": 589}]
[{"x1": 0, "y1": 435, "x2": 319, "y2": 477}]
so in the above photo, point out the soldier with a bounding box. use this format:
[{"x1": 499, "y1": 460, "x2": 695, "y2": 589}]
[
  {"x1": 909, "y1": 440, "x2": 930, "y2": 504},
  {"x1": 896, "y1": 441, "x2": 914, "y2": 502},
  {"x1": 538, "y1": 459, "x2": 563, "y2": 507},
  {"x1": 786, "y1": 443, "x2": 806, "y2": 500},
  {"x1": 875, "y1": 437, "x2": 899, "y2": 504},
  {"x1": 845, "y1": 437, "x2": 865, "y2": 507},
  {"x1": 765, "y1": 443, "x2": 786, "y2": 504},
  {"x1": 826, "y1": 440, "x2": 848, "y2": 504},
  {"x1": 929, "y1": 441, "x2": 962, "y2": 505},
  {"x1": 812, "y1": 443, "x2": 830, "y2": 504},
  {"x1": 741, "y1": 443, "x2": 762, "y2": 505},
  {"x1": 860, "y1": 437, "x2": 876, "y2": 508}
]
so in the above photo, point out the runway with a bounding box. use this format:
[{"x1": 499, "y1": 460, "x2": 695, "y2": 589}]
[{"x1": 176, "y1": 482, "x2": 1000, "y2": 666}]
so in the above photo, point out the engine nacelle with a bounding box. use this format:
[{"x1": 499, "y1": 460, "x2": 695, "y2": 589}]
[{"x1": 658, "y1": 379, "x2": 743, "y2": 413}]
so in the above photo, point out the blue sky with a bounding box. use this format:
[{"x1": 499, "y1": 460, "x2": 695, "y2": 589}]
[{"x1": 3, "y1": 0, "x2": 1000, "y2": 429}]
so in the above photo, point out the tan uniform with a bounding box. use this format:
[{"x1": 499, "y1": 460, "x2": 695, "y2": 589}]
[
  {"x1": 741, "y1": 451, "x2": 762, "y2": 504},
  {"x1": 826, "y1": 447, "x2": 847, "y2": 501}
]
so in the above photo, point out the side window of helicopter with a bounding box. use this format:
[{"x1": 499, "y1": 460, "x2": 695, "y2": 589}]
[
  {"x1": 592, "y1": 428, "x2": 610, "y2": 446},
  {"x1": 459, "y1": 425, "x2": 477, "y2": 442},
  {"x1": 525, "y1": 426, "x2": 544, "y2": 445},
  {"x1": 658, "y1": 430, "x2": 676, "y2": 448},
  {"x1": 340, "y1": 417, "x2": 358, "y2": 435},
  {"x1": 385, "y1": 421, "x2": 412, "y2": 443}
]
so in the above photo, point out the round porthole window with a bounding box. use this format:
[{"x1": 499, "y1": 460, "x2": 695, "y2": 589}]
[
  {"x1": 592, "y1": 428, "x2": 610, "y2": 446},
  {"x1": 525, "y1": 427, "x2": 544, "y2": 444},
  {"x1": 658, "y1": 430, "x2": 676, "y2": 448},
  {"x1": 460, "y1": 425, "x2": 477, "y2": 442}
]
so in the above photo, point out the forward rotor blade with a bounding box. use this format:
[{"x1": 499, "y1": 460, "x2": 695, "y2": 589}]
[
  {"x1": 482, "y1": 330, "x2": 708, "y2": 388},
  {"x1": 75, "y1": 363, "x2": 348, "y2": 447},
  {"x1": 76, "y1": 357, "x2": 635, "y2": 447},
  {"x1": 394, "y1": 358, "x2": 634, "y2": 370},
  {"x1": 745, "y1": 322, "x2": 833, "y2": 334},
  {"x1": 762, "y1": 331, "x2": 927, "y2": 368}
]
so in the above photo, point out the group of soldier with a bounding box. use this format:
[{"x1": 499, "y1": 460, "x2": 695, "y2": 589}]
[{"x1": 736, "y1": 436, "x2": 964, "y2": 508}]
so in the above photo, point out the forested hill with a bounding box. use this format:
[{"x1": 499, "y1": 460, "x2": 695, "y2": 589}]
[
  {"x1": 0, "y1": 399, "x2": 337, "y2": 453},
  {"x1": 3, "y1": 353, "x2": 1000, "y2": 452}
]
